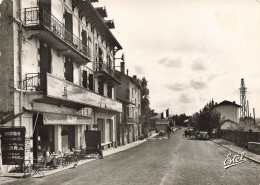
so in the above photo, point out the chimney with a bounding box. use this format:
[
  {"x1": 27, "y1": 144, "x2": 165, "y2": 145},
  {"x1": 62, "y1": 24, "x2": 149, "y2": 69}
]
[
  {"x1": 233, "y1": 101, "x2": 236, "y2": 104},
  {"x1": 215, "y1": 102, "x2": 217, "y2": 106},
  {"x1": 133, "y1": 75, "x2": 137, "y2": 79},
  {"x1": 127, "y1": 69, "x2": 129, "y2": 76},
  {"x1": 120, "y1": 62, "x2": 125, "y2": 74}
]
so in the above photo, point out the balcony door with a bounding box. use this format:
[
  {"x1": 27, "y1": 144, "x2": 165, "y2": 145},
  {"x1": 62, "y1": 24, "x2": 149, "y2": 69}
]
[
  {"x1": 89, "y1": 74, "x2": 94, "y2": 91},
  {"x1": 64, "y1": 11, "x2": 73, "y2": 43},
  {"x1": 40, "y1": 41, "x2": 52, "y2": 75},
  {"x1": 39, "y1": 0, "x2": 51, "y2": 12}
]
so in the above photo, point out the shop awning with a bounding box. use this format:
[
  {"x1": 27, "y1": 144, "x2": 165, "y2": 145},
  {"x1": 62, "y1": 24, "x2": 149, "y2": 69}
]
[
  {"x1": 0, "y1": 112, "x2": 25, "y2": 125},
  {"x1": 42, "y1": 112, "x2": 91, "y2": 125}
]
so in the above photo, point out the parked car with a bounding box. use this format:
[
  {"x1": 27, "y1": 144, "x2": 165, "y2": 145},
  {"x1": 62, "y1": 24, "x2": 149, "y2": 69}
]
[
  {"x1": 184, "y1": 128, "x2": 194, "y2": 137},
  {"x1": 195, "y1": 131, "x2": 209, "y2": 139},
  {"x1": 158, "y1": 130, "x2": 166, "y2": 136}
]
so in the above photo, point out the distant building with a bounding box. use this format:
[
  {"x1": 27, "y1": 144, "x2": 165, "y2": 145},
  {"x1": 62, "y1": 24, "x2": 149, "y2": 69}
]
[
  {"x1": 221, "y1": 120, "x2": 240, "y2": 130},
  {"x1": 116, "y1": 65, "x2": 142, "y2": 146},
  {"x1": 150, "y1": 114, "x2": 169, "y2": 132},
  {"x1": 213, "y1": 100, "x2": 242, "y2": 130}
]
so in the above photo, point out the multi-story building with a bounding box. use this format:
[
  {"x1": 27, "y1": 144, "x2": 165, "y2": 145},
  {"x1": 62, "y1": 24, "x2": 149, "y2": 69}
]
[
  {"x1": 0, "y1": 0, "x2": 122, "y2": 173},
  {"x1": 115, "y1": 63, "x2": 142, "y2": 146}
]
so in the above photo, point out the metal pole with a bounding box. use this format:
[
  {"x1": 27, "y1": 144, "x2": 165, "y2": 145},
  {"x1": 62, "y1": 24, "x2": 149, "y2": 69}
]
[
  {"x1": 247, "y1": 100, "x2": 249, "y2": 118},
  {"x1": 253, "y1": 108, "x2": 256, "y2": 124},
  {"x1": 32, "y1": 112, "x2": 39, "y2": 135}
]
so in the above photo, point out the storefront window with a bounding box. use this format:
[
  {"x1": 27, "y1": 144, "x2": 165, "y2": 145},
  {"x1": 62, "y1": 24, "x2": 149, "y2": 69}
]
[{"x1": 33, "y1": 113, "x2": 54, "y2": 161}]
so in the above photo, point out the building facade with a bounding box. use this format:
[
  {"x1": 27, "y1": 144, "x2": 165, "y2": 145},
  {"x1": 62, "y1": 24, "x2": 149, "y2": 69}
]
[
  {"x1": 115, "y1": 64, "x2": 142, "y2": 146},
  {"x1": 0, "y1": 0, "x2": 122, "y2": 173},
  {"x1": 213, "y1": 100, "x2": 241, "y2": 123}
]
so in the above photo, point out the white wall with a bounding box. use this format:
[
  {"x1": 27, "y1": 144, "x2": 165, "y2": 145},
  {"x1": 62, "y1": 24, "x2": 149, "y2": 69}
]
[{"x1": 215, "y1": 105, "x2": 239, "y2": 123}]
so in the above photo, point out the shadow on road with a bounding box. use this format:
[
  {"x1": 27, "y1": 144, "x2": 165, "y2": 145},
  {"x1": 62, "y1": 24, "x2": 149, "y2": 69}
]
[{"x1": 183, "y1": 137, "x2": 209, "y2": 141}]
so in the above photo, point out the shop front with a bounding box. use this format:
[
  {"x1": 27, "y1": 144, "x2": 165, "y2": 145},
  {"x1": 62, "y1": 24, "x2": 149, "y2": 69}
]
[{"x1": 32, "y1": 112, "x2": 91, "y2": 161}]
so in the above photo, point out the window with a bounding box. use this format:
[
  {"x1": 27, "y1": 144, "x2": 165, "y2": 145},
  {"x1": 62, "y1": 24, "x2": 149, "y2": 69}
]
[
  {"x1": 78, "y1": 10, "x2": 83, "y2": 20},
  {"x1": 107, "y1": 84, "x2": 112, "y2": 98},
  {"x1": 98, "y1": 48, "x2": 103, "y2": 63},
  {"x1": 81, "y1": 30, "x2": 87, "y2": 46},
  {"x1": 64, "y1": 57, "x2": 73, "y2": 82},
  {"x1": 82, "y1": 70, "x2": 88, "y2": 88},
  {"x1": 40, "y1": 41, "x2": 52, "y2": 74},
  {"x1": 98, "y1": 80, "x2": 104, "y2": 95},
  {"x1": 126, "y1": 106, "x2": 129, "y2": 116}
]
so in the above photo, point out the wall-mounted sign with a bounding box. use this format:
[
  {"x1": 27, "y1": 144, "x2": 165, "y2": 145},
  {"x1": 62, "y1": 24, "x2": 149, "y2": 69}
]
[
  {"x1": 46, "y1": 74, "x2": 122, "y2": 112},
  {"x1": 1, "y1": 127, "x2": 25, "y2": 165},
  {"x1": 156, "y1": 120, "x2": 169, "y2": 125}
]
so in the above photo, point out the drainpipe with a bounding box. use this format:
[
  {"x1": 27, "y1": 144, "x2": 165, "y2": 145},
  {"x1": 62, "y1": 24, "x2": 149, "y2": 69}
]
[{"x1": 18, "y1": 0, "x2": 23, "y2": 127}]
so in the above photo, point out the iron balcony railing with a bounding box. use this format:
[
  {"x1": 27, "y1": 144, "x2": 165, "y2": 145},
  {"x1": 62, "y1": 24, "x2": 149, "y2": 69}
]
[
  {"x1": 96, "y1": 61, "x2": 115, "y2": 76},
  {"x1": 23, "y1": 73, "x2": 46, "y2": 91},
  {"x1": 121, "y1": 116, "x2": 139, "y2": 124},
  {"x1": 24, "y1": 7, "x2": 91, "y2": 60},
  {"x1": 96, "y1": 61, "x2": 121, "y2": 82}
]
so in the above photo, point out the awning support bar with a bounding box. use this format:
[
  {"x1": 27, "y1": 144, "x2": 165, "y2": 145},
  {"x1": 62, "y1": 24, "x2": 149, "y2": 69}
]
[{"x1": 32, "y1": 112, "x2": 39, "y2": 135}]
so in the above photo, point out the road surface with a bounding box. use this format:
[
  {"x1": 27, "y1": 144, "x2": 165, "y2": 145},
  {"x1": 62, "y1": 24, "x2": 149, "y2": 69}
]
[{"x1": 4, "y1": 129, "x2": 260, "y2": 185}]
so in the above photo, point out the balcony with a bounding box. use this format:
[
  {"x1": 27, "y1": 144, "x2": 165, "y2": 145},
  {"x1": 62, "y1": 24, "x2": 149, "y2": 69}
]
[
  {"x1": 24, "y1": 7, "x2": 91, "y2": 64},
  {"x1": 95, "y1": 61, "x2": 120, "y2": 85},
  {"x1": 121, "y1": 116, "x2": 138, "y2": 125},
  {"x1": 23, "y1": 73, "x2": 122, "y2": 112}
]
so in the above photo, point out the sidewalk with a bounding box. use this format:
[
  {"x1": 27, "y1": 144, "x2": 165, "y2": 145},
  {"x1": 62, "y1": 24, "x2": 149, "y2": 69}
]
[
  {"x1": 211, "y1": 138, "x2": 260, "y2": 164},
  {"x1": 0, "y1": 133, "x2": 157, "y2": 183}
]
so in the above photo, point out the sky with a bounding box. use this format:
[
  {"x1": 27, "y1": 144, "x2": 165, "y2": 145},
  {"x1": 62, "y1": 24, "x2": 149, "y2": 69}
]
[{"x1": 94, "y1": 0, "x2": 260, "y2": 118}]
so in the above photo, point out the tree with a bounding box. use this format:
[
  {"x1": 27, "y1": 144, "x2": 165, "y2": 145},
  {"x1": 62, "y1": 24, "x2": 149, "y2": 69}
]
[
  {"x1": 137, "y1": 77, "x2": 157, "y2": 134},
  {"x1": 138, "y1": 77, "x2": 150, "y2": 115},
  {"x1": 191, "y1": 102, "x2": 223, "y2": 136},
  {"x1": 172, "y1": 113, "x2": 189, "y2": 127}
]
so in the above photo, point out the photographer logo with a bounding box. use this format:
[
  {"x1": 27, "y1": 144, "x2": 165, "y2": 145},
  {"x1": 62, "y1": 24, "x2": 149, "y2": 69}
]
[{"x1": 224, "y1": 152, "x2": 246, "y2": 169}]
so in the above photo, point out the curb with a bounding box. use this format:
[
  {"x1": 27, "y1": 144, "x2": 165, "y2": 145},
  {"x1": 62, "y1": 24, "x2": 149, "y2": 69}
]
[{"x1": 210, "y1": 139, "x2": 260, "y2": 164}]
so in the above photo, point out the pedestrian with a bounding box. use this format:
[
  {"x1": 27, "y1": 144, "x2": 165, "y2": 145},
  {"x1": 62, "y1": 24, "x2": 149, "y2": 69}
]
[
  {"x1": 96, "y1": 143, "x2": 103, "y2": 159},
  {"x1": 167, "y1": 125, "x2": 171, "y2": 138},
  {"x1": 43, "y1": 147, "x2": 57, "y2": 169}
]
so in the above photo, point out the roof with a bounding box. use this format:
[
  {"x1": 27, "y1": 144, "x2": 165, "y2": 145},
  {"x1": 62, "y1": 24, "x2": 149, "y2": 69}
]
[
  {"x1": 214, "y1": 100, "x2": 242, "y2": 108},
  {"x1": 95, "y1": 7, "x2": 107, "y2": 18},
  {"x1": 221, "y1": 119, "x2": 239, "y2": 125},
  {"x1": 115, "y1": 70, "x2": 142, "y2": 89},
  {"x1": 105, "y1": 20, "x2": 115, "y2": 29},
  {"x1": 74, "y1": 0, "x2": 122, "y2": 50}
]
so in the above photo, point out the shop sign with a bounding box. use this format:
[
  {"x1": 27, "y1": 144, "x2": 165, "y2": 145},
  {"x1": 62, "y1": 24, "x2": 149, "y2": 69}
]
[
  {"x1": 46, "y1": 74, "x2": 122, "y2": 112},
  {"x1": 1, "y1": 127, "x2": 25, "y2": 165}
]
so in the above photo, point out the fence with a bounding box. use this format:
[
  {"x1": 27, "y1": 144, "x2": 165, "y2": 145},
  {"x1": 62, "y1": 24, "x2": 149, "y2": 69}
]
[{"x1": 220, "y1": 130, "x2": 260, "y2": 148}]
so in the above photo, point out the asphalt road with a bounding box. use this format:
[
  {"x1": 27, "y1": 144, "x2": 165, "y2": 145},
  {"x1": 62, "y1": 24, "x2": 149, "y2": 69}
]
[{"x1": 4, "y1": 129, "x2": 260, "y2": 185}]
